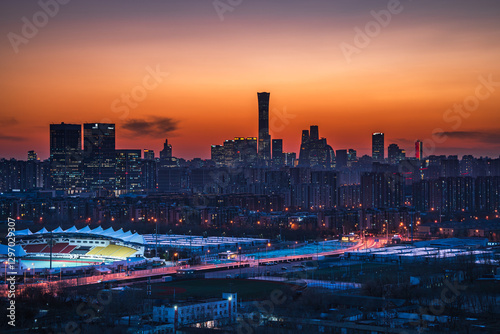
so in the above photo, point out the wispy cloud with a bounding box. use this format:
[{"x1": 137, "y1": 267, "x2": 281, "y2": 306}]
[
  {"x1": 435, "y1": 130, "x2": 500, "y2": 144},
  {"x1": 1, "y1": 117, "x2": 19, "y2": 126},
  {"x1": 0, "y1": 134, "x2": 25, "y2": 142},
  {"x1": 122, "y1": 116, "x2": 179, "y2": 138}
]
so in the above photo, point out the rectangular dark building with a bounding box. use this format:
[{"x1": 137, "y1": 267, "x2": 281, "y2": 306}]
[
  {"x1": 258, "y1": 92, "x2": 271, "y2": 162},
  {"x1": 372, "y1": 132, "x2": 385, "y2": 162},
  {"x1": 116, "y1": 149, "x2": 142, "y2": 193},
  {"x1": 49, "y1": 123, "x2": 82, "y2": 192},
  {"x1": 83, "y1": 123, "x2": 116, "y2": 192},
  {"x1": 272, "y1": 139, "x2": 283, "y2": 167}
]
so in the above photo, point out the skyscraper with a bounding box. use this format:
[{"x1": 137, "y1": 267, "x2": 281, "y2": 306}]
[
  {"x1": 335, "y1": 150, "x2": 348, "y2": 169},
  {"x1": 309, "y1": 125, "x2": 319, "y2": 141},
  {"x1": 159, "y1": 138, "x2": 178, "y2": 168},
  {"x1": 211, "y1": 145, "x2": 225, "y2": 166},
  {"x1": 272, "y1": 139, "x2": 284, "y2": 167},
  {"x1": 347, "y1": 149, "x2": 357, "y2": 167},
  {"x1": 234, "y1": 137, "x2": 258, "y2": 165},
  {"x1": 143, "y1": 149, "x2": 155, "y2": 161},
  {"x1": 415, "y1": 140, "x2": 423, "y2": 160},
  {"x1": 49, "y1": 123, "x2": 82, "y2": 192},
  {"x1": 284, "y1": 152, "x2": 296, "y2": 167},
  {"x1": 116, "y1": 149, "x2": 142, "y2": 194},
  {"x1": 299, "y1": 125, "x2": 334, "y2": 167},
  {"x1": 258, "y1": 92, "x2": 271, "y2": 162},
  {"x1": 83, "y1": 123, "x2": 116, "y2": 191},
  {"x1": 372, "y1": 132, "x2": 385, "y2": 162},
  {"x1": 160, "y1": 139, "x2": 172, "y2": 159},
  {"x1": 27, "y1": 150, "x2": 38, "y2": 161},
  {"x1": 388, "y1": 143, "x2": 406, "y2": 164}
]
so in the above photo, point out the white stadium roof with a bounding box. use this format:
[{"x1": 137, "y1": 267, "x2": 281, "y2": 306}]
[{"x1": 15, "y1": 226, "x2": 145, "y2": 245}]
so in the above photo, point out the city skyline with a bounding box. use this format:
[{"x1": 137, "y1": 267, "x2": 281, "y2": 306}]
[
  {"x1": 2, "y1": 115, "x2": 500, "y2": 162},
  {"x1": 1, "y1": 1, "x2": 500, "y2": 160},
  {"x1": 3, "y1": 112, "x2": 500, "y2": 163},
  {"x1": 2, "y1": 2, "x2": 500, "y2": 332}
]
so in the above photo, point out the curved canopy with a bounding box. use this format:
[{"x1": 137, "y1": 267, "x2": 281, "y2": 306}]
[{"x1": 15, "y1": 226, "x2": 145, "y2": 245}]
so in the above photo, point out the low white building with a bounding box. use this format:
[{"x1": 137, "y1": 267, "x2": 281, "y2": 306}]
[{"x1": 153, "y1": 293, "x2": 237, "y2": 328}]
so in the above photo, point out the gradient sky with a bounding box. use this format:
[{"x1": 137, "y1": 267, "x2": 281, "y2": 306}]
[{"x1": 1, "y1": 0, "x2": 500, "y2": 160}]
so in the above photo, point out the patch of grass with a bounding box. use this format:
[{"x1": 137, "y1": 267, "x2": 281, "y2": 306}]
[
  {"x1": 152, "y1": 279, "x2": 292, "y2": 300},
  {"x1": 299, "y1": 262, "x2": 447, "y2": 285}
]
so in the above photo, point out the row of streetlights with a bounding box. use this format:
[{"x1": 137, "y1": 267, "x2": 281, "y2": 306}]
[{"x1": 2, "y1": 261, "x2": 71, "y2": 287}]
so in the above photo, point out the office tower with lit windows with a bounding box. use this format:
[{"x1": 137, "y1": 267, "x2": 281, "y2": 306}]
[
  {"x1": 372, "y1": 132, "x2": 385, "y2": 162},
  {"x1": 28, "y1": 150, "x2": 38, "y2": 161},
  {"x1": 158, "y1": 138, "x2": 179, "y2": 168},
  {"x1": 361, "y1": 172, "x2": 404, "y2": 209},
  {"x1": 160, "y1": 139, "x2": 172, "y2": 159},
  {"x1": 141, "y1": 155, "x2": 157, "y2": 193},
  {"x1": 257, "y1": 92, "x2": 271, "y2": 162},
  {"x1": 234, "y1": 137, "x2": 258, "y2": 165},
  {"x1": 116, "y1": 149, "x2": 142, "y2": 193},
  {"x1": 83, "y1": 123, "x2": 116, "y2": 192},
  {"x1": 143, "y1": 149, "x2": 155, "y2": 161},
  {"x1": 223, "y1": 140, "x2": 236, "y2": 166},
  {"x1": 50, "y1": 123, "x2": 82, "y2": 192},
  {"x1": 284, "y1": 152, "x2": 296, "y2": 167},
  {"x1": 272, "y1": 139, "x2": 284, "y2": 167},
  {"x1": 211, "y1": 145, "x2": 225, "y2": 166},
  {"x1": 299, "y1": 125, "x2": 334, "y2": 167},
  {"x1": 388, "y1": 144, "x2": 406, "y2": 164},
  {"x1": 347, "y1": 149, "x2": 357, "y2": 166}
]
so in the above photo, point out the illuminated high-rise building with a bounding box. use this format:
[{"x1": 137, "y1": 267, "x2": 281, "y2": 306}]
[
  {"x1": 415, "y1": 140, "x2": 423, "y2": 160},
  {"x1": 211, "y1": 145, "x2": 225, "y2": 166},
  {"x1": 50, "y1": 123, "x2": 82, "y2": 192},
  {"x1": 258, "y1": 92, "x2": 271, "y2": 161},
  {"x1": 272, "y1": 139, "x2": 284, "y2": 167},
  {"x1": 160, "y1": 139, "x2": 172, "y2": 159},
  {"x1": 27, "y1": 150, "x2": 38, "y2": 161},
  {"x1": 143, "y1": 149, "x2": 155, "y2": 161},
  {"x1": 347, "y1": 149, "x2": 357, "y2": 167},
  {"x1": 372, "y1": 132, "x2": 385, "y2": 162},
  {"x1": 83, "y1": 123, "x2": 116, "y2": 191},
  {"x1": 234, "y1": 137, "x2": 258, "y2": 165},
  {"x1": 388, "y1": 143, "x2": 406, "y2": 164},
  {"x1": 116, "y1": 149, "x2": 142, "y2": 193},
  {"x1": 284, "y1": 152, "x2": 296, "y2": 167},
  {"x1": 299, "y1": 125, "x2": 334, "y2": 167}
]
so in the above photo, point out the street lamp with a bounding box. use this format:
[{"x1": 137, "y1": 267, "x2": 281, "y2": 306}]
[
  {"x1": 60, "y1": 264, "x2": 66, "y2": 282},
  {"x1": 257, "y1": 248, "x2": 260, "y2": 276},
  {"x1": 24, "y1": 267, "x2": 30, "y2": 284},
  {"x1": 238, "y1": 247, "x2": 242, "y2": 278}
]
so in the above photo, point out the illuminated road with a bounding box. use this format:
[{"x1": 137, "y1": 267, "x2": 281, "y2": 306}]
[{"x1": 3, "y1": 238, "x2": 381, "y2": 292}]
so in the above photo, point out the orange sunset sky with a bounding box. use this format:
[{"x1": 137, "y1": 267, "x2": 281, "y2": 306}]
[{"x1": 1, "y1": 0, "x2": 500, "y2": 160}]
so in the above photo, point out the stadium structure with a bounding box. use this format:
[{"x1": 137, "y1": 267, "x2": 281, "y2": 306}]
[{"x1": 14, "y1": 226, "x2": 145, "y2": 267}]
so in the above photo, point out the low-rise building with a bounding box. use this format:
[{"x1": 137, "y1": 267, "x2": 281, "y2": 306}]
[{"x1": 153, "y1": 293, "x2": 237, "y2": 328}]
